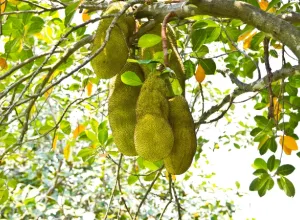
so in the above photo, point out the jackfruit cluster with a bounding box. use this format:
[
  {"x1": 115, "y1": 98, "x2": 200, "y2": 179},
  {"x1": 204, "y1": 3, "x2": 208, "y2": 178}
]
[
  {"x1": 94, "y1": 6, "x2": 197, "y2": 174},
  {"x1": 91, "y1": 2, "x2": 135, "y2": 79}
]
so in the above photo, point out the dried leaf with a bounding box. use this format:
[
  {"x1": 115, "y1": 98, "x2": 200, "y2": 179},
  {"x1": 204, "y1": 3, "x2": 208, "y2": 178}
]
[
  {"x1": 259, "y1": 0, "x2": 269, "y2": 11},
  {"x1": 0, "y1": 0, "x2": 6, "y2": 13},
  {"x1": 280, "y1": 135, "x2": 299, "y2": 155},
  {"x1": 243, "y1": 31, "x2": 257, "y2": 49},
  {"x1": 86, "y1": 80, "x2": 93, "y2": 96},
  {"x1": 82, "y1": 9, "x2": 90, "y2": 22},
  {"x1": 0, "y1": 58, "x2": 8, "y2": 70},
  {"x1": 195, "y1": 64, "x2": 206, "y2": 83},
  {"x1": 72, "y1": 124, "x2": 85, "y2": 139},
  {"x1": 63, "y1": 144, "x2": 72, "y2": 161},
  {"x1": 52, "y1": 135, "x2": 58, "y2": 151}
]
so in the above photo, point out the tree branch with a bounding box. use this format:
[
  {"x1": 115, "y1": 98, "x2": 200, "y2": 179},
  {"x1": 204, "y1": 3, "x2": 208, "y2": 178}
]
[{"x1": 135, "y1": 1, "x2": 300, "y2": 59}]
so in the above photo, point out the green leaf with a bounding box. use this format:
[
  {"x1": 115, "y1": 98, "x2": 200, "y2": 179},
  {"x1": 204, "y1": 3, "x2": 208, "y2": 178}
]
[
  {"x1": 281, "y1": 177, "x2": 295, "y2": 197},
  {"x1": 289, "y1": 76, "x2": 300, "y2": 88},
  {"x1": 64, "y1": 1, "x2": 81, "y2": 26},
  {"x1": 276, "y1": 164, "x2": 295, "y2": 176},
  {"x1": 27, "y1": 17, "x2": 45, "y2": 35},
  {"x1": 121, "y1": 71, "x2": 143, "y2": 86},
  {"x1": 143, "y1": 160, "x2": 159, "y2": 171},
  {"x1": 253, "y1": 158, "x2": 268, "y2": 170},
  {"x1": 77, "y1": 147, "x2": 96, "y2": 161},
  {"x1": 60, "y1": 120, "x2": 71, "y2": 135},
  {"x1": 267, "y1": 0, "x2": 280, "y2": 10},
  {"x1": 191, "y1": 25, "x2": 207, "y2": 51},
  {"x1": 183, "y1": 60, "x2": 196, "y2": 79},
  {"x1": 98, "y1": 128, "x2": 108, "y2": 145},
  {"x1": 171, "y1": 79, "x2": 182, "y2": 95},
  {"x1": 244, "y1": 0, "x2": 260, "y2": 7},
  {"x1": 128, "y1": 175, "x2": 138, "y2": 185},
  {"x1": 85, "y1": 130, "x2": 98, "y2": 143},
  {"x1": 297, "y1": 152, "x2": 300, "y2": 158},
  {"x1": 267, "y1": 155, "x2": 275, "y2": 172},
  {"x1": 0, "y1": 189, "x2": 9, "y2": 205},
  {"x1": 249, "y1": 174, "x2": 270, "y2": 191},
  {"x1": 198, "y1": 58, "x2": 216, "y2": 75},
  {"x1": 138, "y1": 34, "x2": 161, "y2": 48},
  {"x1": 253, "y1": 169, "x2": 267, "y2": 176},
  {"x1": 7, "y1": 179, "x2": 17, "y2": 189}
]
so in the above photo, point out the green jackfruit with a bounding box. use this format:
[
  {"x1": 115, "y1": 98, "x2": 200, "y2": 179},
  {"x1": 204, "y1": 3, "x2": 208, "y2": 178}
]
[
  {"x1": 108, "y1": 62, "x2": 144, "y2": 156},
  {"x1": 134, "y1": 74, "x2": 174, "y2": 161},
  {"x1": 91, "y1": 2, "x2": 135, "y2": 79},
  {"x1": 139, "y1": 24, "x2": 185, "y2": 92},
  {"x1": 134, "y1": 114, "x2": 174, "y2": 161},
  {"x1": 136, "y1": 74, "x2": 169, "y2": 120},
  {"x1": 164, "y1": 96, "x2": 197, "y2": 175}
]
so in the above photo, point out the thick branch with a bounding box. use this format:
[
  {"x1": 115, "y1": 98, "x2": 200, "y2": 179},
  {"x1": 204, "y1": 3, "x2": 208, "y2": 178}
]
[{"x1": 135, "y1": 1, "x2": 300, "y2": 59}]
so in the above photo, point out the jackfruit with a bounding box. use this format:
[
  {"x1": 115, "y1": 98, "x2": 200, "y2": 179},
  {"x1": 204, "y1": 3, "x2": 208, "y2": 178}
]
[
  {"x1": 164, "y1": 96, "x2": 197, "y2": 175},
  {"x1": 134, "y1": 114, "x2": 174, "y2": 161},
  {"x1": 139, "y1": 23, "x2": 186, "y2": 92},
  {"x1": 91, "y1": 2, "x2": 135, "y2": 79},
  {"x1": 134, "y1": 74, "x2": 174, "y2": 161},
  {"x1": 108, "y1": 62, "x2": 144, "y2": 156},
  {"x1": 136, "y1": 74, "x2": 169, "y2": 120}
]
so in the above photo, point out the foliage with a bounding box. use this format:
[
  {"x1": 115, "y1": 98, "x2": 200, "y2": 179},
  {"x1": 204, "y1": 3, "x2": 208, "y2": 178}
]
[{"x1": 0, "y1": 0, "x2": 300, "y2": 218}]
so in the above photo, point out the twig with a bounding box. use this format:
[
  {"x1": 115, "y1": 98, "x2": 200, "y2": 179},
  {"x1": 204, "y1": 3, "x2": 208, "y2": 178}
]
[
  {"x1": 172, "y1": 182, "x2": 182, "y2": 220},
  {"x1": 158, "y1": 174, "x2": 173, "y2": 220},
  {"x1": 134, "y1": 167, "x2": 163, "y2": 220},
  {"x1": 263, "y1": 37, "x2": 274, "y2": 119},
  {"x1": 162, "y1": 11, "x2": 177, "y2": 67},
  {"x1": 104, "y1": 154, "x2": 123, "y2": 220}
]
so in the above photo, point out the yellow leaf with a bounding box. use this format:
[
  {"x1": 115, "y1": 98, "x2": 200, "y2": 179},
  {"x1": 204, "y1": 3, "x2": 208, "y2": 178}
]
[
  {"x1": 0, "y1": 0, "x2": 6, "y2": 13},
  {"x1": 86, "y1": 80, "x2": 93, "y2": 96},
  {"x1": 195, "y1": 64, "x2": 206, "y2": 83},
  {"x1": 0, "y1": 57, "x2": 8, "y2": 70},
  {"x1": 283, "y1": 146, "x2": 292, "y2": 155},
  {"x1": 63, "y1": 144, "x2": 72, "y2": 161},
  {"x1": 273, "y1": 43, "x2": 283, "y2": 49},
  {"x1": 280, "y1": 135, "x2": 299, "y2": 155},
  {"x1": 273, "y1": 97, "x2": 281, "y2": 121},
  {"x1": 90, "y1": 144, "x2": 96, "y2": 149},
  {"x1": 259, "y1": 0, "x2": 269, "y2": 11},
  {"x1": 171, "y1": 174, "x2": 176, "y2": 180},
  {"x1": 52, "y1": 135, "x2": 58, "y2": 151},
  {"x1": 82, "y1": 9, "x2": 90, "y2": 22},
  {"x1": 243, "y1": 30, "x2": 257, "y2": 49},
  {"x1": 72, "y1": 124, "x2": 85, "y2": 139},
  {"x1": 238, "y1": 30, "x2": 252, "y2": 42}
]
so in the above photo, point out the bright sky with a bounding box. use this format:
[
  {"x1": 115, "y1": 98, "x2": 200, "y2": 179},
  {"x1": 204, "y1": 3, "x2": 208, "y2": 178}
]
[{"x1": 199, "y1": 47, "x2": 300, "y2": 220}]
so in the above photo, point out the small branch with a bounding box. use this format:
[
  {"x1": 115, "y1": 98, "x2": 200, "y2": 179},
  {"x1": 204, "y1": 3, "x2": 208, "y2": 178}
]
[
  {"x1": 159, "y1": 174, "x2": 173, "y2": 220},
  {"x1": 162, "y1": 12, "x2": 177, "y2": 67},
  {"x1": 134, "y1": 167, "x2": 163, "y2": 220},
  {"x1": 1, "y1": 7, "x2": 65, "y2": 15},
  {"x1": 172, "y1": 182, "x2": 182, "y2": 220},
  {"x1": 263, "y1": 37, "x2": 274, "y2": 119},
  {"x1": 104, "y1": 154, "x2": 123, "y2": 220}
]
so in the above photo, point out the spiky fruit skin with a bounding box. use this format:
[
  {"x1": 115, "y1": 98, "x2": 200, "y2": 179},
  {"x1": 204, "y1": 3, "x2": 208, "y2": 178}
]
[
  {"x1": 136, "y1": 74, "x2": 169, "y2": 120},
  {"x1": 135, "y1": 114, "x2": 174, "y2": 161},
  {"x1": 135, "y1": 74, "x2": 174, "y2": 161},
  {"x1": 139, "y1": 24, "x2": 185, "y2": 93},
  {"x1": 164, "y1": 96, "x2": 197, "y2": 175},
  {"x1": 108, "y1": 63, "x2": 144, "y2": 156},
  {"x1": 91, "y1": 2, "x2": 135, "y2": 79}
]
